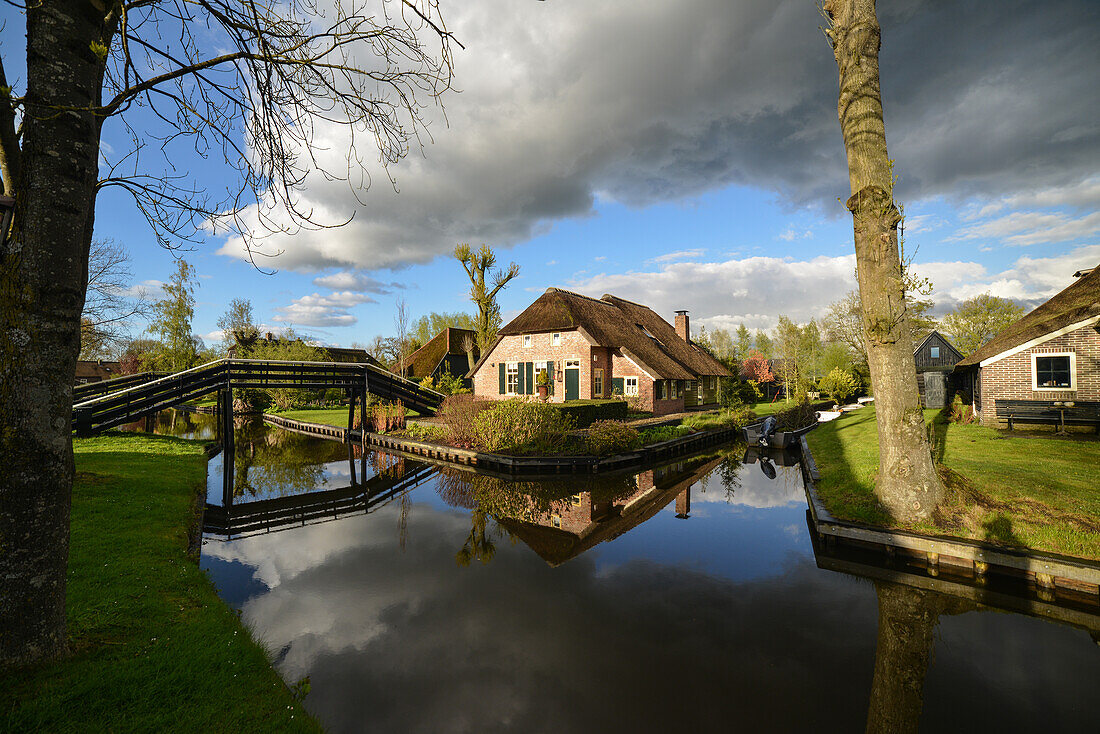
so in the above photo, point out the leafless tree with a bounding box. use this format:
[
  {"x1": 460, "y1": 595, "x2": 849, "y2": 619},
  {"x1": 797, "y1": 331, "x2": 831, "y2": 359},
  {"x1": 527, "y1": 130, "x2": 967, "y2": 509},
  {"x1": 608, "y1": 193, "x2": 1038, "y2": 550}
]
[
  {"x1": 394, "y1": 295, "x2": 410, "y2": 375},
  {"x1": 79, "y1": 238, "x2": 151, "y2": 359},
  {"x1": 0, "y1": 0, "x2": 457, "y2": 666}
]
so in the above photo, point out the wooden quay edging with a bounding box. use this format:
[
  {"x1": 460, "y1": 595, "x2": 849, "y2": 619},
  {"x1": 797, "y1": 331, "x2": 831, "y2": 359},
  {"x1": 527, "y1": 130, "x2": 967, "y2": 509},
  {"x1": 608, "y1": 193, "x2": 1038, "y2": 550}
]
[
  {"x1": 798, "y1": 435, "x2": 1100, "y2": 601},
  {"x1": 261, "y1": 413, "x2": 743, "y2": 477}
]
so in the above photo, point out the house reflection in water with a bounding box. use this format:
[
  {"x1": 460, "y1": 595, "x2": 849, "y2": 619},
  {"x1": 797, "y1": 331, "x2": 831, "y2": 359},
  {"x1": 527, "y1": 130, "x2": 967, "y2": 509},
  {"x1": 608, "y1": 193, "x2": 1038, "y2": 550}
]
[{"x1": 488, "y1": 454, "x2": 726, "y2": 566}]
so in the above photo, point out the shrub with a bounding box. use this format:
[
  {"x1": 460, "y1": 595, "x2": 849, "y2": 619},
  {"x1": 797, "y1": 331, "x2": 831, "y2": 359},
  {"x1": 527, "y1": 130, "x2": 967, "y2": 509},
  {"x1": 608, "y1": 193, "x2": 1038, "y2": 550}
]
[
  {"x1": 639, "y1": 425, "x2": 693, "y2": 444},
  {"x1": 585, "y1": 420, "x2": 642, "y2": 456},
  {"x1": 717, "y1": 377, "x2": 743, "y2": 410},
  {"x1": 946, "y1": 393, "x2": 975, "y2": 424},
  {"x1": 438, "y1": 394, "x2": 495, "y2": 448},
  {"x1": 774, "y1": 400, "x2": 818, "y2": 432},
  {"x1": 473, "y1": 399, "x2": 574, "y2": 454},
  {"x1": 371, "y1": 401, "x2": 407, "y2": 433},
  {"x1": 554, "y1": 399, "x2": 628, "y2": 428},
  {"x1": 819, "y1": 367, "x2": 859, "y2": 405}
]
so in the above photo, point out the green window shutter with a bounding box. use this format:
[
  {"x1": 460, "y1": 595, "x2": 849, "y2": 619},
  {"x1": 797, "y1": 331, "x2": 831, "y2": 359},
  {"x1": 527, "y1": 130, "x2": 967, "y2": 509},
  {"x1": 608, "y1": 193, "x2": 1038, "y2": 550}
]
[
  {"x1": 547, "y1": 361, "x2": 555, "y2": 394},
  {"x1": 526, "y1": 362, "x2": 535, "y2": 394},
  {"x1": 517, "y1": 363, "x2": 525, "y2": 394},
  {"x1": 498, "y1": 363, "x2": 506, "y2": 394}
]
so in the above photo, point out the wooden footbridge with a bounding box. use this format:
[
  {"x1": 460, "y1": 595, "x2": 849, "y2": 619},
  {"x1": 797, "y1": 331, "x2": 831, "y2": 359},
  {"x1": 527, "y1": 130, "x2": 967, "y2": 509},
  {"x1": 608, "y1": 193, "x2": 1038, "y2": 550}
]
[{"x1": 72, "y1": 359, "x2": 444, "y2": 435}]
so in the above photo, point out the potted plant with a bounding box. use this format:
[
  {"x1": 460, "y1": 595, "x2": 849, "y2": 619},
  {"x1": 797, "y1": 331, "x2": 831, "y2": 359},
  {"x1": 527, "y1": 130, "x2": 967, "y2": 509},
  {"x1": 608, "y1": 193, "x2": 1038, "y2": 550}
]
[{"x1": 535, "y1": 370, "x2": 551, "y2": 401}]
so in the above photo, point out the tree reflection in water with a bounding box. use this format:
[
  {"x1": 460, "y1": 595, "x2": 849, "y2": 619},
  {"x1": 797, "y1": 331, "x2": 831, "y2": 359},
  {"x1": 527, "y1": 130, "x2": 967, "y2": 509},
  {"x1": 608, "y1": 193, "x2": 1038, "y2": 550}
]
[{"x1": 224, "y1": 419, "x2": 347, "y2": 500}]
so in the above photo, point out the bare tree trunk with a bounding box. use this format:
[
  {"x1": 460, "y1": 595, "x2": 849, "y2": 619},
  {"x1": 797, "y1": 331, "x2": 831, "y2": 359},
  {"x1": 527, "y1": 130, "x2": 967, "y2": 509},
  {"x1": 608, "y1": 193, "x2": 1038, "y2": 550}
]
[
  {"x1": 0, "y1": 0, "x2": 113, "y2": 667},
  {"x1": 823, "y1": 0, "x2": 944, "y2": 521}
]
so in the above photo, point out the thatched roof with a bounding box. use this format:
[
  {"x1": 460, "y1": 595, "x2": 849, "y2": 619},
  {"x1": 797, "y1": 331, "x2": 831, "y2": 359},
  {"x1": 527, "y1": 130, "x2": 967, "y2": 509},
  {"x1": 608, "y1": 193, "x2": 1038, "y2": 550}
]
[
  {"x1": 75, "y1": 360, "x2": 122, "y2": 381},
  {"x1": 490, "y1": 288, "x2": 730, "y2": 379},
  {"x1": 956, "y1": 264, "x2": 1100, "y2": 368},
  {"x1": 405, "y1": 327, "x2": 477, "y2": 378}
]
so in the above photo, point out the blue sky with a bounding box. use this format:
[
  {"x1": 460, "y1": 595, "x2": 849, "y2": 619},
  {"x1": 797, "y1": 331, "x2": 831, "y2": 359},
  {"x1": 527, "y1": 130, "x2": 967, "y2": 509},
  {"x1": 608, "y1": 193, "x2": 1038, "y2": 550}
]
[{"x1": 4, "y1": 0, "x2": 1098, "y2": 349}]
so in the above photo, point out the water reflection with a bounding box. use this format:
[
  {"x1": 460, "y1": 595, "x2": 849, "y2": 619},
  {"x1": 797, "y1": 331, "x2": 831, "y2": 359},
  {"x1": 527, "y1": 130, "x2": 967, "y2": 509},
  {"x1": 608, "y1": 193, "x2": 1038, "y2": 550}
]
[
  {"x1": 121, "y1": 407, "x2": 218, "y2": 441},
  {"x1": 190, "y1": 425, "x2": 1100, "y2": 733}
]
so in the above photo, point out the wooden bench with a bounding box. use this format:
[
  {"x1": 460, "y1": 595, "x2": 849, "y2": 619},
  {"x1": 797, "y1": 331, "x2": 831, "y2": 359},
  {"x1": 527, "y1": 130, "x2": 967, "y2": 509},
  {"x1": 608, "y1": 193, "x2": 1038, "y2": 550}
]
[{"x1": 995, "y1": 399, "x2": 1100, "y2": 432}]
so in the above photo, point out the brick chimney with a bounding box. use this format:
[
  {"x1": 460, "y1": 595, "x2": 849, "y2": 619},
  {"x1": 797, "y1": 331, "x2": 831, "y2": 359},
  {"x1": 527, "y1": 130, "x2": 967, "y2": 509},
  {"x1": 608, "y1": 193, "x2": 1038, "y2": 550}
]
[
  {"x1": 675, "y1": 487, "x2": 691, "y2": 519},
  {"x1": 674, "y1": 310, "x2": 690, "y2": 343}
]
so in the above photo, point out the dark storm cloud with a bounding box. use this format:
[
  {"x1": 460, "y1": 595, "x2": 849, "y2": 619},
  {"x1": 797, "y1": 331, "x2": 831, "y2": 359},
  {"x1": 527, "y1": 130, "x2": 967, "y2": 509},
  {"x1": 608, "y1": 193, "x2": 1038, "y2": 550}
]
[{"x1": 218, "y1": 0, "x2": 1100, "y2": 271}]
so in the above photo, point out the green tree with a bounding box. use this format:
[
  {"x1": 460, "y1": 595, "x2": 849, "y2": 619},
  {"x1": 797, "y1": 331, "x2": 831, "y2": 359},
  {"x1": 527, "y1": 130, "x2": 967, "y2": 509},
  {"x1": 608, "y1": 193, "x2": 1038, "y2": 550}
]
[
  {"x1": 412, "y1": 311, "x2": 478, "y2": 344},
  {"x1": 774, "y1": 316, "x2": 804, "y2": 402},
  {"x1": 941, "y1": 293, "x2": 1025, "y2": 356},
  {"x1": 735, "y1": 323, "x2": 754, "y2": 360},
  {"x1": 217, "y1": 298, "x2": 259, "y2": 356},
  {"x1": 755, "y1": 331, "x2": 774, "y2": 359},
  {"x1": 147, "y1": 261, "x2": 199, "y2": 372},
  {"x1": 710, "y1": 327, "x2": 735, "y2": 361},
  {"x1": 819, "y1": 367, "x2": 859, "y2": 406},
  {"x1": 454, "y1": 243, "x2": 521, "y2": 352},
  {"x1": 250, "y1": 329, "x2": 322, "y2": 410},
  {"x1": 824, "y1": 0, "x2": 944, "y2": 520}
]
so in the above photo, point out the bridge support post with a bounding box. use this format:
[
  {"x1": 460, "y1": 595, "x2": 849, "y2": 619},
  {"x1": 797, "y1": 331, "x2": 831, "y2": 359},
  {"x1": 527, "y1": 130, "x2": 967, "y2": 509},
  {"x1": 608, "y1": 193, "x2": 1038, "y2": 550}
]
[
  {"x1": 347, "y1": 388, "x2": 357, "y2": 434},
  {"x1": 219, "y1": 387, "x2": 235, "y2": 506},
  {"x1": 74, "y1": 407, "x2": 91, "y2": 437}
]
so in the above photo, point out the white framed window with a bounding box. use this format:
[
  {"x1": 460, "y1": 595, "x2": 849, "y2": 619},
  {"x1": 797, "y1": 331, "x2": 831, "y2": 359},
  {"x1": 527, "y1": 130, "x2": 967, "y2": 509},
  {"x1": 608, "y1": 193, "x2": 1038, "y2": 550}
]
[
  {"x1": 624, "y1": 376, "x2": 639, "y2": 396},
  {"x1": 506, "y1": 362, "x2": 520, "y2": 394},
  {"x1": 1032, "y1": 352, "x2": 1075, "y2": 391},
  {"x1": 523, "y1": 334, "x2": 532, "y2": 348},
  {"x1": 565, "y1": 358, "x2": 580, "y2": 369},
  {"x1": 930, "y1": 346, "x2": 940, "y2": 359},
  {"x1": 593, "y1": 368, "x2": 603, "y2": 397},
  {"x1": 551, "y1": 332, "x2": 561, "y2": 346}
]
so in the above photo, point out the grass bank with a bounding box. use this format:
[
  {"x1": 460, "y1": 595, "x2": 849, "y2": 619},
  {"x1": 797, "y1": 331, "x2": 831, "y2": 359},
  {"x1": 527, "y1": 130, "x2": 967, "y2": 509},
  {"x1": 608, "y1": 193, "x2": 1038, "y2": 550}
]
[
  {"x1": 0, "y1": 433, "x2": 320, "y2": 733},
  {"x1": 807, "y1": 407, "x2": 1100, "y2": 560}
]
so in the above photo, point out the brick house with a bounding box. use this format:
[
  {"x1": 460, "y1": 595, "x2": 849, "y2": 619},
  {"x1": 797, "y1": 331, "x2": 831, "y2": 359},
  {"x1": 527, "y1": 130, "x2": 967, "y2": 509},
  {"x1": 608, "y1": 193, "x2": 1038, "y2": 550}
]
[
  {"x1": 952, "y1": 264, "x2": 1100, "y2": 426},
  {"x1": 913, "y1": 330, "x2": 963, "y2": 408},
  {"x1": 403, "y1": 327, "x2": 479, "y2": 388},
  {"x1": 469, "y1": 288, "x2": 731, "y2": 416}
]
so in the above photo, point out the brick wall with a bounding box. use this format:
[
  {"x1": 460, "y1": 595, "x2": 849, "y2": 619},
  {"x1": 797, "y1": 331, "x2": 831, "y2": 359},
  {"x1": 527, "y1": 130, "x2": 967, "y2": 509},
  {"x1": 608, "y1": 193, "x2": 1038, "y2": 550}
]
[
  {"x1": 474, "y1": 330, "x2": 668, "y2": 412},
  {"x1": 978, "y1": 324, "x2": 1100, "y2": 425}
]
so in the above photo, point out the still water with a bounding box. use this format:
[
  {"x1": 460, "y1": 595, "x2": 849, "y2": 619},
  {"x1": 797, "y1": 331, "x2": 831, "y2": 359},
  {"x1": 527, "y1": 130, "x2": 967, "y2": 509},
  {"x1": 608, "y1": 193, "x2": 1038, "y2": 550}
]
[{"x1": 156, "y1": 414, "x2": 1100, "y2": 732}]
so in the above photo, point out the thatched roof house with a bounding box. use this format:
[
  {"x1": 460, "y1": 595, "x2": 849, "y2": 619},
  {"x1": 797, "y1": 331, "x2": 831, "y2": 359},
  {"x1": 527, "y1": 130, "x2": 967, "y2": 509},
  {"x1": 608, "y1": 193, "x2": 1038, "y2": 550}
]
[
  {"x1": 471, "y1": 288, "x2": 729, "y2": 416},
  {"x1": 953, "y1": 264, "x2": 1100, "y2": 425}
]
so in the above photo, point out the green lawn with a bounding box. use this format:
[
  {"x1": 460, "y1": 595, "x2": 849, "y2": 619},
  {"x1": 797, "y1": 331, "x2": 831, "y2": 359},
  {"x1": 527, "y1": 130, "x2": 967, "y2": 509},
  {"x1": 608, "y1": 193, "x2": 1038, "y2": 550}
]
[
  {"x1": 808, "y1": 407, "x2": 1100, "y2": 559},
  {"x1": 273, "y1": 405, "x2": 421, "y2": 427},
  {"x1": 1, "y1": 433, "x2": 320, "y2": 733},
  {"x1": 747, "y1": 400, "x2": 790, "y2": 417}
]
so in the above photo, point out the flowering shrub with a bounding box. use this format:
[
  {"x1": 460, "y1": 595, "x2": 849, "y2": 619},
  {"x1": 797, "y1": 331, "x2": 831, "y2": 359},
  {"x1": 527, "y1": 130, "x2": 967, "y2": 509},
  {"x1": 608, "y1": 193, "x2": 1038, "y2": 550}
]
[
  {"x1": 472, "y1": 398, "x2": 574, "y2": 454},
  {"x1": 585, "y1": 420, "x2": 642, "y2": 456},
  {"x1": 439, "y1": 394, "x2": 495, "y2": 448}
]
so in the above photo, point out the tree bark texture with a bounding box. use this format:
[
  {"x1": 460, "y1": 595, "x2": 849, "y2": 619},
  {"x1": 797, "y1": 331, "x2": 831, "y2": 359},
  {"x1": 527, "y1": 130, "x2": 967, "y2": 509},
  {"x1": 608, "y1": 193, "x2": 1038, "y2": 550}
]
[
  {"x1": 824, "y1": 0, "x2": 944, "y2": 521},
  {"x1": 0, "y1": 0, "x2": 114, "y2": 667}
]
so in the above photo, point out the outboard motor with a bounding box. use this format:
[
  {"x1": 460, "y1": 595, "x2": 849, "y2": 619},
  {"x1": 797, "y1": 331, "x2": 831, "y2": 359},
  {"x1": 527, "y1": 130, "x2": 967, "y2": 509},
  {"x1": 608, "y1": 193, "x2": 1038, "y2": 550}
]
[
  {"x1": 759, "y1": 415, "x2": 778, "y2": 448},
  {"x1": 759, "y1": 456, "x2": 777, "y2": 480}
]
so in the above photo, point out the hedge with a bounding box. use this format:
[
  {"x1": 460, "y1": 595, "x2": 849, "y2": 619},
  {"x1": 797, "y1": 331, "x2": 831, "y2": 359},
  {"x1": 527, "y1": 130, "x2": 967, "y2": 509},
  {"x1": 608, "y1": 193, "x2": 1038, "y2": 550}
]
[{"x1": 553, "y1": 399, "x2": 629, "y2": 427}]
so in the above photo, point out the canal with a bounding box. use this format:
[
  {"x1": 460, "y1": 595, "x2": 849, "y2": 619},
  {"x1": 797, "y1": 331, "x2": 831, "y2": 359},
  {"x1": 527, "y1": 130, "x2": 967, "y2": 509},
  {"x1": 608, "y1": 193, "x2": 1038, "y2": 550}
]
[{"x1": 148, "y1": 411, "x2": 1100, "y2": 732}]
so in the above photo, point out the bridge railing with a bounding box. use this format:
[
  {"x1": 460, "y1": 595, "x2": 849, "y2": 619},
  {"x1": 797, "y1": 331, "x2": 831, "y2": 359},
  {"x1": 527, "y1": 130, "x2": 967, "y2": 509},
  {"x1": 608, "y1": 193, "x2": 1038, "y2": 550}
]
[
  {"x1": 72, "y1": 358, "x2": 445, "y2": 434},
  {"x1": 73, "y1": 371, "x2": 169, "y2": 401}
]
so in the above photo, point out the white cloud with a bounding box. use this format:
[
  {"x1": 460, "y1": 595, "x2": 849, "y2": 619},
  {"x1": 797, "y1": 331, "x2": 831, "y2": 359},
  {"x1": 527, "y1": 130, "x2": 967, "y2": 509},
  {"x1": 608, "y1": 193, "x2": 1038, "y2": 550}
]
[
  {"x1": 645, "y1": 249, "x2": 707, "y2": 264},
  {"x1": 777, "y1": 228, "x2": 812, "y2": 242},
  {"x1": 953, "y1": 210, "x2": 1100, "y2": 247},
  {"x1": 312, "y1": 271, "x2": 404, "y2": 293},
  {"x1": 273, "y1": 291, "x2": 376, "y2": 328}
]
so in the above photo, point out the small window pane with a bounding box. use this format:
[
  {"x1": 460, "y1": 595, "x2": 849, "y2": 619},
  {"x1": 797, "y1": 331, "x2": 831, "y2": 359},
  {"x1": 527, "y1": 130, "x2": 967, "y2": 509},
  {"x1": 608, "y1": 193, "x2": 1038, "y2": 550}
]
[
  {"x1": 930, "y1": 346, "x2": 940, "y2": 358},
  {"x1": 551, "y1": 332, "x2": 561, "y2": 346},
  {"x1": 1036, "y1": 356, "x2": 1071, "y2": 388}
]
